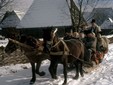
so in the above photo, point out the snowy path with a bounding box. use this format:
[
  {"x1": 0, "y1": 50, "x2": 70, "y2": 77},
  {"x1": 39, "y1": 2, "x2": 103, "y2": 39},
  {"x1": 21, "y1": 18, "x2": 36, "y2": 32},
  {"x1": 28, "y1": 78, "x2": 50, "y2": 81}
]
[{"x1": 0, "y1": 44, "x2": 113, "y2": 85}]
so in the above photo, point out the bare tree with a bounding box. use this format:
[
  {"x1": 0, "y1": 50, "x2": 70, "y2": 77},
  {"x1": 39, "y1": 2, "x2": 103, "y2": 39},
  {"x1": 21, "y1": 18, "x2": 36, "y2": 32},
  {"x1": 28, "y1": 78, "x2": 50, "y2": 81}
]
[
  {"x1": 66, "y1": 0, "x2": 100, "y2": 31},
  {"x1": 0, "y1": 0, "x2": 14, "y2": 19},
  {"x1": 76, "y1": 0, "x2": 101, "y2": 30},
  {"x1": 66, "y1": 0, "x2": 85, "y2": 32},
  {"x1": 68, "y1": 0, "x2": 112, "y2": 31},
  {"x1": 0, "y1": 0, "x2": 13, "y2": 10}
]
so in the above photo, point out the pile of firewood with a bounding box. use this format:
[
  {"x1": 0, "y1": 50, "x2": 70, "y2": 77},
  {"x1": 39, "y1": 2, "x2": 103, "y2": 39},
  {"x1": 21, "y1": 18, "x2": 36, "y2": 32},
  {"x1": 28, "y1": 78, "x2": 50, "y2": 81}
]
[{"x1": 0, "y1": 48, "x2": 29, "y2": 66}]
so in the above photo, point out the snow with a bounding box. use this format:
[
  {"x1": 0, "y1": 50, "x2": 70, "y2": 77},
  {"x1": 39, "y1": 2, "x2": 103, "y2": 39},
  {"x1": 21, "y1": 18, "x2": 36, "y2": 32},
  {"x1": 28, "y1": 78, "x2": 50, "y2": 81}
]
[
  {"x1": 0, "y1": 38, "x2": 9, "y2": 47},
  {"x1": 109, "y1": 18, "x2": 113, "y2": 23},
  {"x1": 0, "y1": 37, "x2": 113, "y2": 85},
  {"x1": 101, "y1": 18, "x2": 113, "y2": 29},
  {"x1": 0, "y1": 11, "x2": 20, "y2": 28},
  {"x1": 17, "y1": 0, "x2": 72, "y2": 28},
  {"x1": 0, "y1": 0, "x2": 33, "y2": 20}
]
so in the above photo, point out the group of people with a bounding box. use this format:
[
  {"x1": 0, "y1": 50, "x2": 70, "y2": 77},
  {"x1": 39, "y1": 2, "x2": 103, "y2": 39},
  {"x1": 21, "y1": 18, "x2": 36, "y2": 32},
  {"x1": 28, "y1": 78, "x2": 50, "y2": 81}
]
[
  {"x1": 79, "y1": 19, "x2": 102, "y2": 64},
  {"x1": 42, "y1": 19, "x2": 103, "y2": 64}
]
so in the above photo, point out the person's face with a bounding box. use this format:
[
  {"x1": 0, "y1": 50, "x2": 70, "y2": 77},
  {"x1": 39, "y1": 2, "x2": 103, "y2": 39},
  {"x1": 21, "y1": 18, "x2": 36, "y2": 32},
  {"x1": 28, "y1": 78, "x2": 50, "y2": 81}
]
[{"x1": 91, "y1": 22, "x2": 95, "y2": 27}]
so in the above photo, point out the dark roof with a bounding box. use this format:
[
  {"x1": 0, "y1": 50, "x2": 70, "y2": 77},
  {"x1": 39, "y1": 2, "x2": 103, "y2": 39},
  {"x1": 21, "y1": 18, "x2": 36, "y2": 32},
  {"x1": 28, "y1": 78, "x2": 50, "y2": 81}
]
[
  {"x1": 89, "y1": 8, "x2": 113, "y2": 25},
  {"x1": 0, "y1": 10, "x2": 20, "y2": 28},
  {"x1": 68, "y1": 0, "x2": 86, "y2": 30}
]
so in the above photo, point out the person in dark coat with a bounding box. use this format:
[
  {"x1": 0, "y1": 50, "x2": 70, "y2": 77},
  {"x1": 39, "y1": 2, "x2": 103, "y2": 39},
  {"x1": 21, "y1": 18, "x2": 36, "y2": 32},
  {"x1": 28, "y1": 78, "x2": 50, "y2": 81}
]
[
  {"x1": 83, "y1": 19, "x2": 102, "y2": 64},
  {"x1": 42, "y1": 27, "x2": 52, "y2": 53}
]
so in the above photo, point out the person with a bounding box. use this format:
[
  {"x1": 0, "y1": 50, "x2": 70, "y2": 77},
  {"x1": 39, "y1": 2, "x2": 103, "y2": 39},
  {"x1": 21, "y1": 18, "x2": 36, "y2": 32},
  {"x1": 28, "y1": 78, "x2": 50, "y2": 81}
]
[
  {"x1": 83, "y1": 19, "x2": 103, "y2": 64},
  {"x1": 42, "y1": 27, "x2": 58, "y2": 53},
  {"x1": 79, "y1": 23, "x2": 88, "y2": 39},
  {"x1": 91, "y1": 19, "x2": 104, "y2": 50},
  {"x1": 42, "y1": 28, "x2": 52, "y2": 53},
  {"x1": 90, "y1": 19, "x2": 102, "y2": 38},
  {"x1": 83, "y1": 29, "x2": 97, "y2": 64},
  {"x1": 79, "y1": 23, "x2": 88, "y2": 33},
  {"x1": 63, "y1": 32, "x2": 72, "y2": 40}
]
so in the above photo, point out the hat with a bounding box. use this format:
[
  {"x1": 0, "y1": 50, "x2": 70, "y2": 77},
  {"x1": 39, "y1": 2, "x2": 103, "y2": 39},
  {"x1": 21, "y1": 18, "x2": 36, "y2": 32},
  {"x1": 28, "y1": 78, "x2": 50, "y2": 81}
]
[{"x1": 91, "y1": 19, "x2": 96, "y2": 23}]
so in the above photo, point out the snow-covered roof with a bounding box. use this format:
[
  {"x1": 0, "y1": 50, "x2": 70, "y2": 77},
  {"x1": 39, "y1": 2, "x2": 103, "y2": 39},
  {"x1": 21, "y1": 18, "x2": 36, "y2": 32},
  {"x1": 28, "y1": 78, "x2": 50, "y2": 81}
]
[
  {"x1": 101, "y1": 18, "x2": 113, "y2": 29},
  {"x1": 89, "y1": 8, "x2": 113, "y2": 25},
  {"x1": 17, "y1": 0, "x2": 72, "y2": 28},
  {"x1": 0, "y1": 11, "x2": 20, "y2": 28},
  {"x1": 109, "y1": 17, "x2": 113, "y2": 23}
]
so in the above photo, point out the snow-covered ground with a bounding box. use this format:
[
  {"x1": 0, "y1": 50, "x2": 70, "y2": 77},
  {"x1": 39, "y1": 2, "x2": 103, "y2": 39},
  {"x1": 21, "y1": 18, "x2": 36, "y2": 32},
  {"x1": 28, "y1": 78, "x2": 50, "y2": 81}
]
[{"x1": 0, "y1": 38, "x2": 113, "y2": 85}]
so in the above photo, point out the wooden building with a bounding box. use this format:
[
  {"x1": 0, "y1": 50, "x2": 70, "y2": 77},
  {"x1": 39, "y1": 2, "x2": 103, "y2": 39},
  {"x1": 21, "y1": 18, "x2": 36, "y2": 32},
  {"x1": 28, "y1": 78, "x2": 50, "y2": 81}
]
[
  {"x1": 0, "y1": 10, "x2": 20, "y2": 37},
  {"x1": 17, "y1": 0, "x2": 73, "y2": 38},
  {"x1": 17, "y1": 0, "x2": 86, "y2": 37}
]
